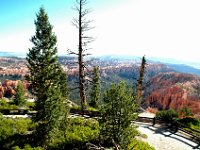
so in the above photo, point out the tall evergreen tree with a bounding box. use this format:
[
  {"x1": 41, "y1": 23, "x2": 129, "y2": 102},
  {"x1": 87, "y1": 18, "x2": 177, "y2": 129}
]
[
  {"x1": 26, "y1": 7, "x2": 68, "y2": 148},
  {"x1": 89, "y1": 66, "x2": 100, "y2": 108},
  {"x1": 99, "y1": 81, "x2": 137, "y2": 147},
  {"x1": 14, "y1": 81, "x2": 26, "y2": 105}
]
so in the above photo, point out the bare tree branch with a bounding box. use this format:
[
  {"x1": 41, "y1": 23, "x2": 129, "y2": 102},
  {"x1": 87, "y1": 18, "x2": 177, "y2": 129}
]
[
  {"x1": 69, "y1": 51, "x2": 79, "y2": 55},
  {"x1": 70, "y1": 0, "x2": 94, "y2": 115},
  {"x1": 83, "y1": 53, "x2": 91, "y2": 57},
  {"x1": 71, "y1": 18, "x2": 79, "y2": 28},
  {"x1": 67, "y1": 49, "x2": 79, "y2": 55}
]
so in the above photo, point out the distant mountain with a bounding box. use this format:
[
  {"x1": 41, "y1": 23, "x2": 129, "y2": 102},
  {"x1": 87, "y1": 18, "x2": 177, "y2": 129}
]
[
  {"x1": 97, "y1": 55, "x2": 141, "y2": 61},
  {"x1": 100, "y1": 63, "x2": 174, "y2": 84},
  {"x1": 96, "y1": 55, "x2": 200, "y2": 76},
  {"x1": 0, "y1": 52, "x2": 15, "y2": 57},
  {"x1": 147, "y1": 58, "x2": 200, "y2": 76},
  {"x1": 1, "y1": 53, "x2": 200, "y2": 75},
  {"x1": 0, "y1": 51, "x2": 26, "y2": 58},
  {"x1": 165, "y1": 63, "x2": 200, "y2": 76},
  {"x1": 147, "y1": 57, "x2": 183, "y2": 64}
]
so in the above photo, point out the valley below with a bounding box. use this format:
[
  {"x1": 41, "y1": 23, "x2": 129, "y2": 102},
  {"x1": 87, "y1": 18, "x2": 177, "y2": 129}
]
[{"x1": 0, "y1": 55, "x2": 200, "y2": 117}]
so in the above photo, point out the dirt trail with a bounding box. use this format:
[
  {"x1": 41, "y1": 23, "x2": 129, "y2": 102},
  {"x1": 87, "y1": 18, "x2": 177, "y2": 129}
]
[{"x1": 135, "y1": 122, "x2": 200, "y2": 150}]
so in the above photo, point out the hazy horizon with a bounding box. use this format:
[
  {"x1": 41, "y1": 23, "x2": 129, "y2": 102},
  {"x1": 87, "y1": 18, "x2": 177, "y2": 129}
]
[{"x1": 1, "y1": 0, "x2": 200, "y2": 63}]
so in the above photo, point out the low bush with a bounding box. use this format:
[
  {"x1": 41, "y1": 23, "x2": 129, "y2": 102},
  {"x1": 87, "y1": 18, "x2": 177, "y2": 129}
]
[
  {"x1": 120, "y1": 126, "x2": 140, "y2": 149},
  {"x1": 179, "y1": 107, "x2": 194, "y2": 118},
  {"x1": 178, "y1": 117, "x2": 200, "y2": 137},
  {"x1": 25, "y1": 102, "x2": 35, "y2": 109},
  {"x1": 0, "y1": 114, "x2": 154, "y2": 150},
  {"x1": 0, "y1": 99, "x2": 19, "y2": 110},
  {"x1": 156, "y1": 109, "x2": 178, "y2": 121},
  {"x1": 65, "y1": 118, "x2": 99, "y2": 145},
  {"x1": 0, "y1": 116, "x2": 36, "y2": 149},
  {"x1": 12, "y1": 144, "x2": 42, "y2": 150},
  {"x1": 127, "y1": 139, "x2": 155, "y2": 150},
  {"x1": 0, "y1": 116, "x2": 15, "y2": 141},
  {"x1": 49, "y1": 117, "x2": 99, "y2": 149},
  {"x1": 87, "y1": 106, "x2": 98, "y2": 112}
]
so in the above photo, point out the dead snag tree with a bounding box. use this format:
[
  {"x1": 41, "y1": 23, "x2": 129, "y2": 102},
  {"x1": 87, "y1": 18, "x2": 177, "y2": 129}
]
[
  {"x1": 137, "y1": 56, "x2": 146, "y2": 107},
  {"x1": 70, "y1": 0, "x2": 94, "y2": 113}
]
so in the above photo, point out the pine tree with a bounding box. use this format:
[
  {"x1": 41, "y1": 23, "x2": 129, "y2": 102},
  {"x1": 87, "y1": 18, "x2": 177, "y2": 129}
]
[
  {"x1": 99, "y1": 81, "x2": 137, "y2": 147},
  {"x1": 89, "y1": 67, "x2": 100, "y2": 108},
  {"x1": 14, "y1": 81, "x2": 26, "y2": 106},
  {"x1": 26, "y1": 7, "x2": 68, "y2": 147}
]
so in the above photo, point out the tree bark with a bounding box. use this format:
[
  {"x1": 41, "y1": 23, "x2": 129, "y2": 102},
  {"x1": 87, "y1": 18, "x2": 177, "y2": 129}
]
[
  {"x1": 137, "y1": 56, "x2": 146, "y2": 107},
  {"x1": 78, "y1": 0, "x2": 87, "y2": 113}
]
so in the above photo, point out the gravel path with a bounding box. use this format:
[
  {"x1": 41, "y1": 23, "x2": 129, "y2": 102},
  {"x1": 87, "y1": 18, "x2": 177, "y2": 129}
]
[{"x1": 135, "y1": 122, "x2": 200, "y2": 150}]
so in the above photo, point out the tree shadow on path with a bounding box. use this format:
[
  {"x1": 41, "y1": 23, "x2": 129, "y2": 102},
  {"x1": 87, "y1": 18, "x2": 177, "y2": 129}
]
[{"x1": 145, "y1": 125, "x2": 200, "y2": 149}]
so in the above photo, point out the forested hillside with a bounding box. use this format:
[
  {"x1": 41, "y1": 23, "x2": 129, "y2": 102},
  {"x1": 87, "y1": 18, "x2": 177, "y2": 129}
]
[{"x1": 1, "y1": 56, "x2": 200, "y2": 117}]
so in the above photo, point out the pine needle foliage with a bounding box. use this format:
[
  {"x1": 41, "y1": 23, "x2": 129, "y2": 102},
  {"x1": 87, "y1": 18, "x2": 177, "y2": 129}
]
[
  {"x1": 14, "y1": 81, "x2": 26, "y2": 106},
  {"x1": 99, "y1": 81, "x2": 137, "y2": 146},
  {"x1": 26, "y1": 7, "x2": 68, "y2": 147},
  {"x1": 89, "y1": 67, "x2": 101, "y2": 108}
]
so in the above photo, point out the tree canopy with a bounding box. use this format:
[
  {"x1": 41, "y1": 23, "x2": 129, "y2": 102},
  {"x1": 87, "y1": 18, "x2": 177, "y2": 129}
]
[
  {"x1": 99, "y1": 81, "x2": 138, "y2": 147},
  {"x1": 26, "y1": 7, "x2": 68, "y2": 148}
]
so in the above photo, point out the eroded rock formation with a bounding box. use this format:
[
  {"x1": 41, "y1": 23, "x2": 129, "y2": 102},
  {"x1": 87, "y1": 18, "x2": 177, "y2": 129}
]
[{"x1": 144, "y1": 72, "x2": 200, "y2": 115}]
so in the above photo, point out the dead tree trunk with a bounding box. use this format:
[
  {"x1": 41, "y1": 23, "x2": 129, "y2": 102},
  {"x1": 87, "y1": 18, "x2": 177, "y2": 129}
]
[
  {"x1": 78, "y1": 0, "x2": 87, "y2": 109},
  {"x1": 137, "y1": 56, "x2": 146, "y2": 107},
  {"x1": 70, "y1": 0, "x2": 94, "y2": 115}
]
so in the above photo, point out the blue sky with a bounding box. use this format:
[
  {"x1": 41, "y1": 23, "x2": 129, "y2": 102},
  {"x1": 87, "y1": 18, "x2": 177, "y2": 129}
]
[
  {"x1": 0, "y1": 0, "x2": 122, "y2": 54},
  {"x1": 1, "y1": 1, "x2": 67, "y2": 29},
  {"x1": 1, "y1": 0, "x2": 200, "y2": 63}
]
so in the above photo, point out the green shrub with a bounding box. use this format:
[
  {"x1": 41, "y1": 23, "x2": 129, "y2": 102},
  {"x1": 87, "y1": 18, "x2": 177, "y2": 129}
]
[
  {"x1": 120, "y1": 126, "x2": 140, "y2": 149},
  {"x1": 0, "y1": 99, "x2": 7, "y2": 106},
  {"x1": 0, "y1": 99, "x2": 20, "y2": 110},
  {"x1": 178, "y1": 117, "x2": 200, "y2": 136},
  {"x1": 70, "y1": 105, "x2": 81, "y2": 110},
  {"x1": 13, "y1": 81, "x2": 26, "y2": 106},
  {"x1": 12, "y1": 144, "x2": 42, "y2": 150},
  {"x1": 179, "y1": 117, "x2": 199, "y2": 127},
  {"x1": 65, "y1": 118, "x2": 99, "y2": 144},
  {"x1": 180, "y1": 107, "x2": 194, "y2": 117},
  {"x1": 15, "y1": 118, "x2": 34, "y2": 134},
  {"x1": 0, "y1": 99, "x2": 11, "y2": 109},
  {"x1": 156, "y1": 109, "x2": 178, "y2": 121},
  {"x1": 87, "y1": 106, "x2": 98, "y2": 112},
  {"x1": 25, "y1": 102, "x2": 35, "y2": 109},
  {"x1": 49, "y1": 117, "x2": 99, "y2": 149},
  {"x1": 0, "y1": 117, "x2": 34, "y2": 142},
  {"x1": 11, "y1": 105, "x2": 19, "y2": 109},
  {"x1": 127, "y1": 139, "x2": 155, "y2": 150},
  {"x1": 0, "y1": 117, "x2": 15, "y2": 141}
]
